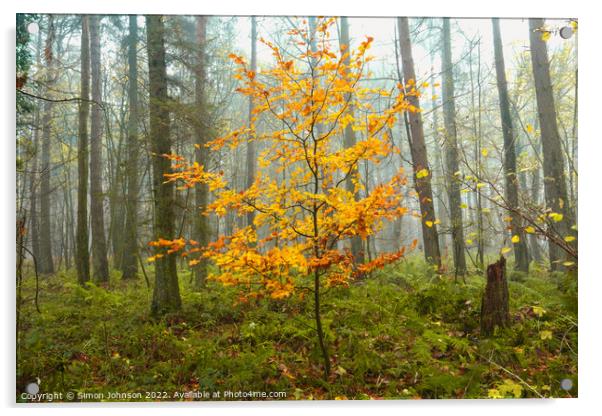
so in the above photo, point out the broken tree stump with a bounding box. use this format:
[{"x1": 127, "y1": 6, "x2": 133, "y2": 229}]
[{"x1": 480, "y1": 255, "x2": 510, "y2": 336}]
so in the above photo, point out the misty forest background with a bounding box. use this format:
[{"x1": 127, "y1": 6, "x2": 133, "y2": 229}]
[{"x1": 16, "y1": 15, "x2": 577, "y2": 400}]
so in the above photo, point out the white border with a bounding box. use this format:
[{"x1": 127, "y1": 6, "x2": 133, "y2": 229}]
[{"x1": 2, "y1": 1, "x2": 599, "y2": 415}]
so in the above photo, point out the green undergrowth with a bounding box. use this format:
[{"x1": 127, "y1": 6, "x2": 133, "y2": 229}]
[{"x1": 16, "y1": 258, "x2": 577, "y2": 401}]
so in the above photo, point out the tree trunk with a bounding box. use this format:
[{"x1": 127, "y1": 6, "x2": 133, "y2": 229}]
[
  {"x1": 193, "y1": 15, "x2": 210, "y2": 289},
  {"x1": 480, "y1": 256, "x2": 510, "y2": 336},
  {"x1": 76, "y1": 15, "x2": 91, "y2": 285},
  {"x1": 441, "y1": 18, "x2": 467, "y2": 278},
  {"x1": 89, "y1": 15, "x2": 110, "y2": 283},
  {"x1": 397, "y1": 17, "x2": 441, "y2": 268},
  {"x1": 121, "y1": 15, "x2": 140, "y2": 280},
  {"x1": 38, "y1": 15, "x2": 56, "y2": 274},
  {"x1": 340, "y1": 17, "x2": 366, "y2": 270},
  {"x1": 245, "y1": 16, "x2": 257, "y2": 229},
  {"x1": 147, "y1": 15, "x2": 182, "y2": 316},
  {"x1": 528, "y1": 18, "x2": 576, "y2": 271},
  {"x1": 492, "y1": 18, "x2": 530, "y2": 273}
]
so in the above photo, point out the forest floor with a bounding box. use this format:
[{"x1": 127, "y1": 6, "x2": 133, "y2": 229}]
[{"x1": 16, "y1": 258, "x2": 577, "y2": 401}]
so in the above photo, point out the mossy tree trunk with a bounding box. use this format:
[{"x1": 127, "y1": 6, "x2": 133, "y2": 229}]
[
  {"x1": 441, "y1": 18, "x2": 467, "y2": 279},
  {"x1": 39, "y1": 15, "x2": 56, "y2": 275},
  {"x1": 121, "y1": 15, "x2": 140, "y2": 280},
  {"x1": 89, "y1": 15, "x2": 110, "y2": 283},
  {"x1": 76, "y1": 15, "x2": 91, "y2": 285},
  {"x1": 147, "y1": 15, "x2": 182, "y2": 316}
]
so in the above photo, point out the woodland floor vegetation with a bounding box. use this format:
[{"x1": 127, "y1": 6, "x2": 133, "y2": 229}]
[{"x1": 16, "y1": 258, "x2": 577, "y2": 401}]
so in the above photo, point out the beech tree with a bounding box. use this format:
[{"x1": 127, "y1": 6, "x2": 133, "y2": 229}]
[{"x1": 152, "y1": 18, "x2": 416, "y2": 377}]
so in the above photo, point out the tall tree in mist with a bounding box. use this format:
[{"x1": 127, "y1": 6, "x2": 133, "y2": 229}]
[
  {"x1": 528, "y1": 18, "x2": 576, "y2": 270},
  {"x1": 121, "y1": 15, "x2": 140, "y2": 280},
  {"x1": 147, "y1": 15, "x2": 182, "y2": 315},
  {"x1": 340, "y1": 17, "x2": 366, "y2": 269},
  {"x1": 89, "y1": 15, "x2": 110, "y2": 283},
  {"x1": 192, "y1": 15, "x2": 210, "y2": 288},
  {"x1": 39, "y1": 15, "x2": 56, "y2": 274},
  {"x1": 245, "y1": 16, "x2": 258, "y2": 229},
  {"x1": 441, "y1": 18, "x2": 467, "y2": 277},
  {"x1": 492, "y1": 18, "x2": 530, "y2": 272},
  {"x1": 397, "y1": 17, "x2": 441, "y2": 268},
  {"x1": 76, "y1": 15, "x2": 91, "y2": 284}
]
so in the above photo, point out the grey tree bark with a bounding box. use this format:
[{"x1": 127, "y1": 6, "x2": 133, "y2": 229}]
[
  {"x1": 193, "y1": 15, "x2": 210, "y2": 289},
  {"x1": 492, "y1": 18, "x2": 530, "y2": 273},
  {"x1": 441, "y1": 18, "x2": 467, "y2": 278},
  {"x1": 340, "y1": 17, "x2": 366, "y2": 269},
  {"x1": 39, "y1": 15, "x2": 56, "y2": 274},
  {"x1": 147, "y1": 15, "x2": 182, "y2": 316},
  {"x1": 121, "y1": 15, "x2": 140, "y2": 280},
  {"x1": 89, "y1": 15, "x2": 110, "y2": 283},
  {"x1": 76, "y1": 15, "x2": 91, "y2": 285},
  {"x1": 245, "y1": 16, "x2": 258, "y2": 229},
  {"x1": 397, "y1": 17, "x2": 441, "y2": 268},
  {"x1": 528, "y1": 18, "x2": 576, "y2": 270}
]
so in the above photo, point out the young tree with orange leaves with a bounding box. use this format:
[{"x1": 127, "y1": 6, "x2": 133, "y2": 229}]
[{"x1": 151, "y1": 18, "x2": 420, "y2": 378}]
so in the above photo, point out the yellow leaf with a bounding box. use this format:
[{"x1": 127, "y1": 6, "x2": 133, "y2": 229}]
[
  {"x1": 481, "y1": 148, "x2": 489, "y2": 157},
  {"x1": 416, "y1": 168, "x2": 429, "y2": 179},
  {"x1": 540, "y1": 330, "x2": 553, "y2": 340},
  {"x1": 549, "y1": 212, "x2": 564, "y2": 222},
  {"x1": 532, "y1": 305, "x2": 546, "y2": 317},
  {"x1": 460, "y1": 203, "x2": 468, "y2": 209},
  {"x1": 526, "y1": 124, "x2": 534, "y2": 134},
  {"x1": 563, "y1": 261, "x2": 576, "y2": 267},
  {"x1": 501, "y1": 247, "x2": 511, "y2": 255},
  {"x1": 541, "y1": 31, "x2": 551, "y2": 42},
  {"x1": 466, "y1": 239, "x2": 473, "y2": 245},
  {"x1": 564, "y1": 236, "x2": 576, "y2": 242},
  {"x1": 425, "y1": 220, "x2": 433, "y2": 228},
  {"x1": 511, "y1": 235, "x2": 520, "y2": 244},
  {"x1": 524, "y1": 226, "x2": 535, "y2": 234}
]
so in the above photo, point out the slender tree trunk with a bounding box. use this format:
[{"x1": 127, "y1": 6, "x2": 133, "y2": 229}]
[
  {"x1": 89, "y1": 15, "x2": 110, "y2": 283},
  {"x1": 397, "y1": 17, "x2": 441, "y2": 268},
  {"x1": 528, "y1": 18, "x2": 576, "y2": 270},
  {"x1": 76, "y1": 15, "x2": 91, "y2": 285},
  {"x1": 193, "y1": 15, "x2": 210, "y2": 289},
  {"x1": 339, "y1": 17, "x2": 366, "y2": 270},
  {"x1": 38, "y1": 15, "x2": 56, "y2": 274},
  {"x1": 121, "y1": 15, "x2": 140, "y2": 280},
  {"x1": 492, "y1": 18, "x2": 529, "y2": 273},
  {"x1": 245, "y1": 17, "x2": 257, "y2": 229},
  {"x1": 147, "y1": 15, "x2": 182, "y2": 316},
  {"x1": 441, "y1": 18, "x2": 467, "y2": 278},
  {"x1": 29, "y1": 111, "x2": 41, "y2": 268}
]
